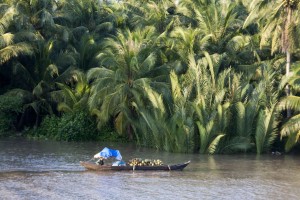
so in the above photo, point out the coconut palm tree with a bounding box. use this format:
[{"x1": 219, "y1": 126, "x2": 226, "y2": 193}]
[
  {"x1": 175, "y1": 0, "x2": 257, "y2": 78},
  {"x1": 8, "y1": 38, "x2": 78, "y2": 128},
  {"x1": 125, "y1": 0, "x2": 178, "y2": 33},
  {"x1": 244, "y1": 0, "x2": 300, "y2": 117},
  {"x1": 0, "y1": 5, "x2": 35, "y2": 65},
  {"x1": 222, "y1": 59, "x2": 279, "y2": 154},
  {"x1": 12, "y1": 0, "x2": 59, "y2": 39},
  {"x1": 0, "y1": 0, "x2": 74, "y2": 128},
  {"x1": 169, "y1": 27, "x2": 205, "y2": 62},
  {"x1": 87, "y1": 27, "x2": 168, "y2": 139},
  {"x1": 130, "y1": 70, "x2": 194, "y2": 152},
  {"x1": 55, "y1": 0, "x2": 99, "y2": 29},
  {"x1": 56, "y1": 70, "x2": 90, "y2": 113},
  {"x1": 68, "y1": 33, "x2": 102, "y2": 71},
  {"x1": 179, "y1": 0, "x2": 244, "y2": 53},
  {"x1": 185, "y1": 50, "x2": 279, "y2": 154}
]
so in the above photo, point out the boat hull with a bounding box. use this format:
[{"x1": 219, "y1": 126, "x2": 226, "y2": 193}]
[{"x1": 80, "y1": 161, "x2": 190, "y2": 171}]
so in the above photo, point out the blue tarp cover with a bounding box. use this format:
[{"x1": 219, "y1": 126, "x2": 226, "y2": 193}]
[{"x1": 94, "y1": 147, "x2": 122, "y2": 160}]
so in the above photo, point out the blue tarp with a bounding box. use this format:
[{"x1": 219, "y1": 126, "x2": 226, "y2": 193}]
[{"x1": 94, "y1": 147, "x2": 122, "y2": 160}]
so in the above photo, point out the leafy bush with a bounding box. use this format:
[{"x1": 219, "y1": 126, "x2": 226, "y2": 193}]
[
  {"x1": 28, "y1": 111, "x2": 97, "y2": 141},
  {"x1": 28, "y1": 111, "x2": 126, "y2": 142},
  {"x1": 0, "y1": 116, "x2": 12, "y2": 136},
  {"x1": 0, "y1": 94, "x2": 23, "y2": 135}
]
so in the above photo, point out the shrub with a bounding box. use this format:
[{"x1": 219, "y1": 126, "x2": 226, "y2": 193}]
[
  {"x1": 0, "y1": 94, "x2": 23, "y2": 135},
  {"x1": 29, "y1": 111, "x2": 98, "y2": 141},
  {"x1": 28, "y1": 110, "x2": 128, "y2": 142}
]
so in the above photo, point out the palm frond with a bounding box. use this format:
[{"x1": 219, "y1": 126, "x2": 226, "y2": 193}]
[
  {"x1": 208, "y1": 134, "x2": 225, "y2": 154},
  {"x1": 56, "y1": 82, "x2": 77, "y2": 105},
  {"x1": 170, "y1": 70, "x2": 183, "y2": 101},
  {"x1": 233, "y1": 102, "x2": 246, "y2": 136},
  {"x1": 204, "y1": 51, "x2": 215, "y2": 87},
  {"x1": 95, "y1": 22, "x2": 114, "y2": 33},
  {"x1": 0, "y1": 6, "x2": 16, "y2": 34},
  {"x1": 144, "y1": 86, "x2": 165, "y2": 114},
  {"x1": 280, "y1": 114, "x2": 300, "y2": 138},
  {"x1": 0, "y1": 33, "x2": 14, "y2": 47},
  {"x1": 277, "y1": 96, "x2": 300, "y2": 112},
  {"x1": 87, "y1": 67, "x2": 114, "y2": 81},
  {"x1": 57, "y1": 102, "x2": 72, "y2": 113},
  {"x1": 284, "y1": 130, "x2": 300, "y2": 152},
  {"x1": 255, "y1": 106, "x2": 278, "y2": 154},
  {"x1": 12, "y1": 31, "x2": 39, "y2": 43},
  {"x1": 222, "y1": 136, "x2": 252, "y2": 152},
  {"x1": 55, "y1": 54, "x2": 77, "y2": 69},
  {"x1": 0, "y1": 42, "x2": 34, "y2": 64}
]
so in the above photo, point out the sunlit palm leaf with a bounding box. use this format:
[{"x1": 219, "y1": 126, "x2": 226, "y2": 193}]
[
  {"x1": 0, "y1": 6, "x2": 16, "y2": 35},
  {"x1": 0, "y1": 43, "x2": 34, "y2": 64},
  {"x1": 281, "y1": 114, "x2": 300, "y2": 138},
  {"x1": 277, "y1": 96, "x2": 300, "y2": 112},
  {"x1": 255, "y1": 106, "x2": 278, "y2": 154},
  {"x1": 208, "y1": 134, "x2": 225, "y2": 154},
  {"x1": 57, "y1": 102, "x2": 72, "y2": 113},
  {"x1": 284, "y1": 130, "x2": 300, "y2": 152}
]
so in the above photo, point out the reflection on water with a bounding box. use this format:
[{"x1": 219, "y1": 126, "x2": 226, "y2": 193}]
[{"x1": 1, "y1": 138, "x2": 300, "y2": 200}]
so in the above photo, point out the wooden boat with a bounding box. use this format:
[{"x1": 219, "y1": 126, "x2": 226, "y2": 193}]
[{"x1": 80, "y1": 160, "x2": 190, "y2": 171}]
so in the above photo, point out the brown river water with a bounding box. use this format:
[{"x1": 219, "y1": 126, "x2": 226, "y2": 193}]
[{"x1": 1, "y1": 138, "x2": 300, "y2": 200}]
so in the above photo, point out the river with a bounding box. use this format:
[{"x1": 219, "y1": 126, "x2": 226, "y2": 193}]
[{"x1": 0, "y1": 138, "x2": 300, "y2": 200}]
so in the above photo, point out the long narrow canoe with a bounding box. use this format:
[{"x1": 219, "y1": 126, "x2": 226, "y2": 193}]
[{"x1": 80, "y1": 161, "x2": 190, "y2": 171}]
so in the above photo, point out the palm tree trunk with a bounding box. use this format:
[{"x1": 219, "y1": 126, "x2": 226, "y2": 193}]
[
  {"x1": 285, "y1": 7, "x2": 292, "y2": 118},
  {"x1": 285, "y1": 50, "x2": 291, "y2": 118}
]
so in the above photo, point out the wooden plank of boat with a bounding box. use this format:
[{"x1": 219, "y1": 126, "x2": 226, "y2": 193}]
[{"x1": 80, "y1": 161, "x2": 190, "y2": 171}]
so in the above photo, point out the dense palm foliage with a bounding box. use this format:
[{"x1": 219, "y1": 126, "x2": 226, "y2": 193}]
[
  {"x1": 244, "y1": 0, "x2": 300, "y2": 118},
  {"x1": 1, "y1": 0, "x2": 300, "y2": 154},
  {"x1": 277, "y1": 62, "x2": 300, "y2": 151}
]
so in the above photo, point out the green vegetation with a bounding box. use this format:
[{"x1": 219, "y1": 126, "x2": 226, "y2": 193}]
[
  {"x1": 0, "y1": 92, "x2": 23, "y2": 135},
  {"x1": 1, "y1": 0, "x2": 300, "y2": 154},
  {"x1": 27, "y1": 111, "x2": 96, "y2": 141}
]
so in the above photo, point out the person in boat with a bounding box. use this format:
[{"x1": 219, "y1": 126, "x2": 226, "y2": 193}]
[{"x1": 96, "y1": 157, "x2": 104, "y2": 165}]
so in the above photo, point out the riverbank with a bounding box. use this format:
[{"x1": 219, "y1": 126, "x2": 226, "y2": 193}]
[{"x1": 0, "y1": 127, "x2": 128, "y2": 143}]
